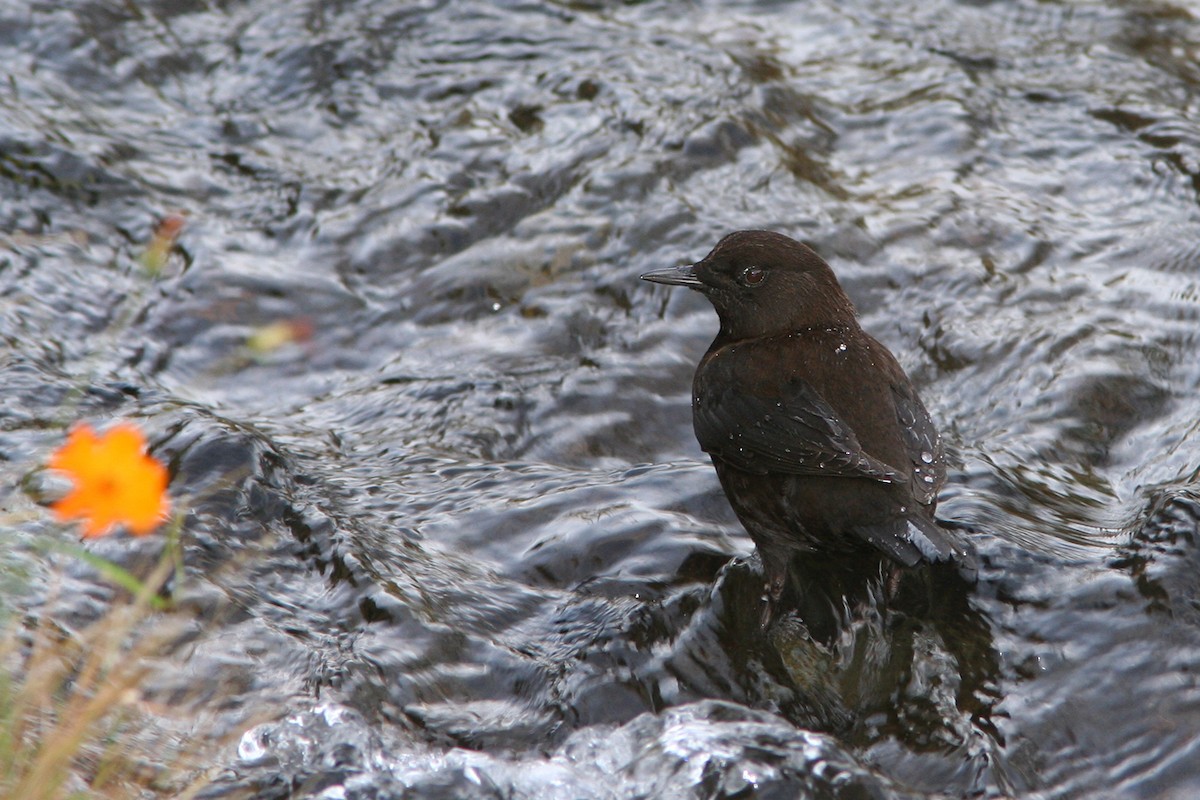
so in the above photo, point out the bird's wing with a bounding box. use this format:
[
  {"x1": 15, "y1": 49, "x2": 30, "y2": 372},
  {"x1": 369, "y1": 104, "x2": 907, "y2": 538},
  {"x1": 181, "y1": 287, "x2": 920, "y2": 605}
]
[
  {"x1": 890, "y1": 380, "x2": 945, "y2": 505},
  {"x1": 693, "y1": 368, "x2": 904, "y2": 482}
]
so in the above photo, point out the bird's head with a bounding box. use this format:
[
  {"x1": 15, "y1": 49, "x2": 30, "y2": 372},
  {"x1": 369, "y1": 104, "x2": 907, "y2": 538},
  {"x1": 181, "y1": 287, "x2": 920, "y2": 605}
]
[{"x1": 640, "y1": 230, "x2": 858, "y2": 341}]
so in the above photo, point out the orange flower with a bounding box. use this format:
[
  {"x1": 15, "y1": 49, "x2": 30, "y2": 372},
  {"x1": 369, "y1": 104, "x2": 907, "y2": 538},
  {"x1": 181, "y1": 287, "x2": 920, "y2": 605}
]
[{"x1": 49, "y1": 423, "x2": 171, "y2": 538}]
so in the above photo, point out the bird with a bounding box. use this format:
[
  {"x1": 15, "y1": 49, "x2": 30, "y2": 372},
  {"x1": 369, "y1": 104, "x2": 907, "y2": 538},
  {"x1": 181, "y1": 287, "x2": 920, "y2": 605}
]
[{"x1": 641, "y1": 230, "x2": 974, "y2": 624}]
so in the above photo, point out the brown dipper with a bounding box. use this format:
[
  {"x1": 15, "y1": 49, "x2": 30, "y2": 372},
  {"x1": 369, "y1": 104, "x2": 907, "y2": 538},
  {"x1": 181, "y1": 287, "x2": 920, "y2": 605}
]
[{"x1": 641, "y1": 230, "x2": 974, "y2": 621}]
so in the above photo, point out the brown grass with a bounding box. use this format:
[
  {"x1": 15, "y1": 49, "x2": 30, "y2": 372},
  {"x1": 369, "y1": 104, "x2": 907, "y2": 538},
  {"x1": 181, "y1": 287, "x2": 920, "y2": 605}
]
[{"x1": 0, "y1": 557, "x2": 222, "y2": 799}]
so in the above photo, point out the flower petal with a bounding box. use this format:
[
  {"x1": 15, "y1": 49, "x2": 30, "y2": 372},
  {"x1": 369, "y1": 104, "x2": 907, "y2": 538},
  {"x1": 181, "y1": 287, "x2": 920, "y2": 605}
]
[{"x1": 47, "y1": 422, "x2": 171, "y2": 538}]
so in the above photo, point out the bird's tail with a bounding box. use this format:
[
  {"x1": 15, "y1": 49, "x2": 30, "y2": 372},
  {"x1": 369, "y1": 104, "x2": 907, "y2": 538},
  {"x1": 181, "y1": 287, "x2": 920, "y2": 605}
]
[{"x1": 861, "y1": 515, "x2": 978, "y2": 581}]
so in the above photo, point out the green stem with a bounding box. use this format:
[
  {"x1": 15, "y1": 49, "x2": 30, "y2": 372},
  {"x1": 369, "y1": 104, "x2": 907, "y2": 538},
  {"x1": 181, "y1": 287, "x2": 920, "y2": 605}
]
[{"x1": 31, "y1": 537, "x2": 171, "y2": 612}]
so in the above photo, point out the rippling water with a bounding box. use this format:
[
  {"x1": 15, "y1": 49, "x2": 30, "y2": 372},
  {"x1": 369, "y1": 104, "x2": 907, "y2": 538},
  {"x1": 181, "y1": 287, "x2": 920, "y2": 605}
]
[{"x1": 6, "y1": 0, "x2": 1200, "y2": 797}]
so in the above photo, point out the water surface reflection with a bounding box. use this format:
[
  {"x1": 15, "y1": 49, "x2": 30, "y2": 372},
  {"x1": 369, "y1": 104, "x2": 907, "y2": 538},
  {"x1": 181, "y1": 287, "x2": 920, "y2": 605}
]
[{"x1": 5, "y1": 0, "x2": 1200, "y2": 796}]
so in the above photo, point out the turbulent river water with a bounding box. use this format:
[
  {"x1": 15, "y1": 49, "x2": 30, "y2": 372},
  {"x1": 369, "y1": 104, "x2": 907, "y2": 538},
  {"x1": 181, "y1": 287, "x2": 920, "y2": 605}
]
[{"x1": 5, "y1": 0, "x2": 1200, "y2": 797}]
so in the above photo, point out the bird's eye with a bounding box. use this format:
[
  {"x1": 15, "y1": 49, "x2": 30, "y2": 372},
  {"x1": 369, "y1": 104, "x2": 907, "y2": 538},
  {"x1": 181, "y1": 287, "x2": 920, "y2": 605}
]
[{"x1": 738, "y1": 266, "x2": 766, "y2": 287}]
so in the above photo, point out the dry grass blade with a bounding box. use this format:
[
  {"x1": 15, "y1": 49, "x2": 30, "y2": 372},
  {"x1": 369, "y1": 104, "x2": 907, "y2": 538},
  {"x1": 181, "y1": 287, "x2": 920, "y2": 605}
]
[{"x1": 0, "y1": 556, "x2": 204, "y2": 800}]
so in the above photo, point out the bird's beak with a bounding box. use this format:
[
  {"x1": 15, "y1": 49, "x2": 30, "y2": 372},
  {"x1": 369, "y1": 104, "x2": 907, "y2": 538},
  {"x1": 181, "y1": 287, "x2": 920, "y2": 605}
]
[{"x1": 639, "y1": 264, "x2": 703, "y2": 288}]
